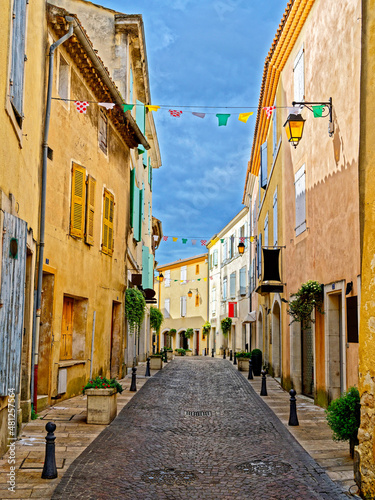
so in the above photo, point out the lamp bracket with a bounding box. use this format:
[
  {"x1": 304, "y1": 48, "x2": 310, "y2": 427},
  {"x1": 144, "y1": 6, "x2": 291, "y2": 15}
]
[{"x1": 292, "y1": 98, "x2": 333, "y2": 137}]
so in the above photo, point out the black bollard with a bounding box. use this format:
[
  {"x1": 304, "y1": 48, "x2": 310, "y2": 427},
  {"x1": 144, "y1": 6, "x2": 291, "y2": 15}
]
[
  {"x1": 42, "y1": 422, "x2": 58, "y2": 479},
  {"x1": 288, "y1": 389, "x2": 299, "y2": 426},
  {"x1": 260, "y1": 370, "x2": 268, "y2": 396},
  {"x1": 164, "y1": 347, "x2": 168, "y2": 363},
  {"x1": 223, "y1": 349, "x2": 226, "y2": 359},
  {"x1": 145, "y1": 357, "x2": 151, "y2": 377},
  {"x1": 229, "y1": 350, "x2": 233, "y2": 361},
  {"x1": 130, "y1": 366, "x2": 137, "y2": 392},
  {"x1": 212, "y1": 348, "x2": 214, "y2": 358},
  {"x1": 248, "y1": 358, "x2": 254, "y2": 380},
  {"x1": 233, "y1": 353, "x2": 237, "y2": 365}
]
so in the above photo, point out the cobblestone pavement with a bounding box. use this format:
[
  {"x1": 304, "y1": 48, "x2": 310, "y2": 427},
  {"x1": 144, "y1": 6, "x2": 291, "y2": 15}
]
[{"x1": 52, "y1": 358, "x2": 348, "y2": 500}]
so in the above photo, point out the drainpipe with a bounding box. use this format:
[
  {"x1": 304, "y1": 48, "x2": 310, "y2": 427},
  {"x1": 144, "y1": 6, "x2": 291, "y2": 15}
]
[{"x1": 31, "y1": 17, "x2": 76, "y2": 414}]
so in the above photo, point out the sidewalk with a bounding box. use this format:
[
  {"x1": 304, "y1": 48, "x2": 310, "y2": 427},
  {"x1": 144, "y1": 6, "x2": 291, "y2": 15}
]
[
  {"x1": 0, "y1": 363, "x2": 159, "y2": 500},
  {"x1": 239, "y1": 369, "x2": 359, "y2": 497}
]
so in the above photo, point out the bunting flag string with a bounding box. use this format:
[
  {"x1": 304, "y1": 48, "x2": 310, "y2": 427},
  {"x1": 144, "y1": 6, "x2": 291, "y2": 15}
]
[{"x1": 158, "y1": 235, "x2": 256, "y2": 245}]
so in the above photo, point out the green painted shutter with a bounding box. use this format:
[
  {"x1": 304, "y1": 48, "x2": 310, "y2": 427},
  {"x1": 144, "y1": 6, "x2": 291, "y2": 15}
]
[
  {"x1": 133, "y1": 187, "x2": 140, "y2": 242},
  {"x1": 148, "y1": 252, "x2": 154, "y2": 289},
  {"x1": 136, "y1": 99, "x2": 145, "y2": 135},
  {"x1": 130, "y1": 168, "x2": 135, "y2": 228}
]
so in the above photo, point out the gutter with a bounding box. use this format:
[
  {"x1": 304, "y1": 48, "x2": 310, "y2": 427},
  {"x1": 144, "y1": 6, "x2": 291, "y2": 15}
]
[{"x1": 31, "y1": 16, "x2": 76, "y2": 413}]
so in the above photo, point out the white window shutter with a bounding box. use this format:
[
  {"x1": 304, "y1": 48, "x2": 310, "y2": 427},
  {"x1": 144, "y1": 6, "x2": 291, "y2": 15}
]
[
  {"x1": 273, "y1": 188, "x2": 278, "y2": 246},
  {"x1": 295, "y1": 165, "x2": 306, "y2": 236},
  {"x1": 294, "y1": 46, "x2": 305, "y2": 103},
  {"x1": 164, "y1": 270, "x2": 170, "y2": 287},
  {"x1": 180, "y1": 266, "x2": 187, "y2": 283}
]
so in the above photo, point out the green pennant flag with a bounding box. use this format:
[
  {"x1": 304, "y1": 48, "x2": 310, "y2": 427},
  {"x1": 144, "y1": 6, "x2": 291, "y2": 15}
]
[
  {"x1": 312, "y1": 105, "x2": 324, "y2": 118},
  {"x1": 123, "y1": 104, "x2": 134, "y2": 112},
  {"x1": 197, "y1": 278, "x2": 201, "y2": 281},
  {"x1": 216, "y1": 114, "x2": 231, "y2": 126},
  {"x1": 138, "y1": 144, "x2": 145, "y2": 155},
  {"x1": 220, "y1": 239, "x2": 224, "y2": 243},
  {"x1": 182, "y1": 238, "x2": 187, "y2": 244}
]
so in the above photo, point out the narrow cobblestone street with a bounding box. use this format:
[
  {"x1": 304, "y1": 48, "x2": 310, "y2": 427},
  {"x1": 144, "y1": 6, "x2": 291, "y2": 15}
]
[{"x1": 52, "y1": 358, "x2": 348, "y2": 499}]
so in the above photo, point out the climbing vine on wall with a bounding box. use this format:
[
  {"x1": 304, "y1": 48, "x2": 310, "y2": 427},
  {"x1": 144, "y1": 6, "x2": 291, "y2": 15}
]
[
  {"x1": 125, "y1": 288, "x2": 146, "y2": 335},
  {"x1": 287, "y1": 280, "x2": 324, "y2": 324},
  {"x1": 150, "y1": 306, "x2": 164, "y2": 335}
]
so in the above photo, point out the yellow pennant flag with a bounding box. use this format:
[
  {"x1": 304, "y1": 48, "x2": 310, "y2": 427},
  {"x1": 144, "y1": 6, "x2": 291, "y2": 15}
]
[
  {"x1": 238, "y1": 112, "x2": 254, "y2": 123},
  {"x1": 203, "y1": 278, "x2": 207, "y2": 281},
  {"x1": 250, "y1": 236, "x2": 254, "y2": 243},
  {"x1": 172, "y1": 237, "x2": 178, "y2": 242},
  {"x1": 146, "y1": 105, "x2": 160, "y2": 112}
]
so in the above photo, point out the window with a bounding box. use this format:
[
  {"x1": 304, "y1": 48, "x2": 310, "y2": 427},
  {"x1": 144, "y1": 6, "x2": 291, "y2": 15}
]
[
  {"x1": 195, "y1": 294, "x2": 199, "y2": 307},
  {"x1": 58, "y1": 54, "x2": 69, "y2": 101},
  {"x1": 229, "y1": 234, "x2": 235, "y2": 259},
  {"x1": 196, "y1": 264, "x2": 199, "y2": 275},
  {"x1": 347, "y1": 296, "x2": 358, "y2": 343},
  {"x1": 239, "y1": 224, "x2": 247, "y2": 249},
  {"x1": 85, "y1": 175, "x2": 96, "y2": 246},
  {"x1": 180, "y1": 265, "x2": 187, "y2": 283},
  {"x1": 273, "y1": 98, "x2": 278, "y2": 157},
  {"x1": 240, "y1": 267, "x2": 246, "y2": 295},
  {"x1": 260, "y1": 142, "x2": 268, "y2": 189},
  {"x1": 257, "y1": 233, "x2": 262, "y2": 278},
  {"x1": 294, "y1": 45, "x2": 305, "y2": 102},
  {"x1": 130, "y1": 168, "x2": 143, "y2": 242},
  {"x1": 70, "y1": 163, "x2": 86, "y2": 239},
  {"x1": 164, "y1": 270, "x2": 171, "y2": 287},
  {"x1": 180, "y1": 296, "x2": 187, "y2": 317},
  {"x1": 9, "y1": 0, "x2": 27, "y2": 125},
  {"x1": 223, "y1": 277, "x2": 227, "y2": 300},
  {"x1": 223, "y1": 239, "x2": 227, "y2": 261},
  {"x1": 273, "y1": 188, "x2": 278, "y2": 246},
  {"x1": 230, "y1": 272, "x2": 236, "y2": 299},
  {"x1": 164, "y1": 299, "x2": 170, "y2": 319},
  {"x1": 60, "y1": 296, "x2": 88, "y2": 361},
  {"x1": 102, "y1": 189, "x2": 114, "y2": 256},
  {"x1": 264, "y1": 213, "x2": 269, "y2": 247},
  {"x1": 213, "y1": 249, "x2": 218, "y2": 266},
  {"x1": 250, "y1": 258, "x2": 255, "y2": 293},
  {"x1": 212, "y1": 288, "x2": 216, "y2": 315},
  {"x1": 99, "y1": 109, "x2": 108, "y2": 154},
  {"x1": 295, "y1": 165, "x2": 306, "y2": 236}
]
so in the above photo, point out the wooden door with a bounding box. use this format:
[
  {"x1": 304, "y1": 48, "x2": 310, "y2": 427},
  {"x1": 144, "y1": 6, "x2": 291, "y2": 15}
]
[{"x1": 60, "y1": 297, "x2": 74, "y2": 360}]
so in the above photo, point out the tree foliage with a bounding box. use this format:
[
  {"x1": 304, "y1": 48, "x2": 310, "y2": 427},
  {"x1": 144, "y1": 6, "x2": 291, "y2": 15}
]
[
  {"x1": 150, "y1": 306, "x2": 164, "y2": 335},
  {"x1": 325, "y1": 387, "x2": 360, "y2": 442}
]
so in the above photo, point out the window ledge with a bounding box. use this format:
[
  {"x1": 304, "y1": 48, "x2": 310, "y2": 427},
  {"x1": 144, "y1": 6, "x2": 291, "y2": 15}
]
[{"x1": 58, "y1": 360, "x2": 86, "y2": 368}]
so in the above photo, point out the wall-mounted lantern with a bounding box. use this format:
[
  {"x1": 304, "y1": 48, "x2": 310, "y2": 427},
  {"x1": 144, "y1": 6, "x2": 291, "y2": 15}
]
[{"x1": 238, "y1": 242, "x2": 245, "y2": 255}]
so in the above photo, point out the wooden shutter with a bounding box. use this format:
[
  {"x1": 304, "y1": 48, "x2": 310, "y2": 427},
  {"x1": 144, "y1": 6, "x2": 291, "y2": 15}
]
[
  {"x1": 60, "y1": 297, "x2": 73, "y2": 360},
  {"x1": 10, "y1": 0, "x2": 27, "y2": 119},
  {"x1": 70, "y1": 164, "x2": 86, "y2": 238},
  {"x1": 165, "y1": 299, "x2": 170, "y2": 318},
  {"x1": 294, "y1": 46, "x2": 305, "y2": 102},
  {"x1": 99, "y1": 110, "x2": 108, "y2": 154},
  {"x1": 85, "y1": 175, "x2": 96, "y2": 246},
  {"x1": 295, "y1": 165, "x2": 306, "y2": 236},
  {"x1": 102, "y1": 190, "x2": 114, "y2": 255},
  {"x1": 260, "y1": 142, "x2": 268, "y2": 189},
  {"x1": 273, "y1": 188, "x2": 278, "y2": 246}
]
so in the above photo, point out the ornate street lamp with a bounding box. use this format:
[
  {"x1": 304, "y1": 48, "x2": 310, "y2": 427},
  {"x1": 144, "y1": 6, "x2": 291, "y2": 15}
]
[
  {"x1": 159, "y1": 272, "x2": 164, "y2": 282},
  {"x1": 283, "y1": 114, "x2": 305, "y2": 148},
  {"x1": 238, "y1": 242, "x2": 245, "y2": 255}
]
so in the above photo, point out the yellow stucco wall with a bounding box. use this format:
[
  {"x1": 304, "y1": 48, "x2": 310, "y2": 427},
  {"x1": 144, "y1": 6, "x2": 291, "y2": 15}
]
[{"x1": 356, "y1": 0, "x2": 375, "y2": 494}]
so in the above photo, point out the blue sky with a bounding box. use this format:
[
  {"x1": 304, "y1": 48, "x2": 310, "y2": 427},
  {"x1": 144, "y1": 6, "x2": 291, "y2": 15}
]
[{"x1": 100, "y1": 0, "x2": 286, "y2": 265}]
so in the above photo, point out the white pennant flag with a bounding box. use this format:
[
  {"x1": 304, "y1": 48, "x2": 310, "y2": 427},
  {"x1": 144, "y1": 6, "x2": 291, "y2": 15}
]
[{"x1": 98, "y1": 102, "x2": 115, "y2": 110}]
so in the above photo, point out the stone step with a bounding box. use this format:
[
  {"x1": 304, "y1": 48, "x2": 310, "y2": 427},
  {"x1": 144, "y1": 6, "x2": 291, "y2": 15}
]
[{"x1": 37, "y1": 395, "x2": 49, "y2": 412}]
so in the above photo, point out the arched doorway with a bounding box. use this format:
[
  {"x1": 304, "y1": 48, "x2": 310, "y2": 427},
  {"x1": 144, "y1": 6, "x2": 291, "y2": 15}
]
[
  {"x1": 272, "y1": 301, "x2": 281, "y2": 378},
  {"x1": 179, "y1": 330, "x2": 188, "y2": 350}
]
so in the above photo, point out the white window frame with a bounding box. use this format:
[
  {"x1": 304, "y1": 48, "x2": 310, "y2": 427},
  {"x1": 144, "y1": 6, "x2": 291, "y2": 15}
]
[
  {"x1": 164, "y1": 270, "x2": 171, "y2": 287},
  {"x1": 294, "y1": 45, "x2": 305, "y2": 103},
  {"x1": 164, "y1": 298, "x2": 170, "y2": 318},
  {"x1": 180, "y1": 265, "x2": 187, "y2": 283},
  {"x1": 212, "y1": 288, "x2": 216, "y2": 314},
  {"x1": 223, "y1": 277, "x2": 227, "y2": 300}
]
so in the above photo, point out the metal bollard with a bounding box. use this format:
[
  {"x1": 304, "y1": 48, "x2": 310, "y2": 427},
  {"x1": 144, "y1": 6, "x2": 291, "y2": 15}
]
[
  {"x1": 164, "y1": 347, "x2": 168, "y2": 363},
  {"x1": 233, "y1": 353, "x2": 237, "y2": 365},
  {"x1": 223, "y1": 349, "x2": 226, "y2": 359},
  {"x1": 195, "y1": 349, "x2": 198, "y2": 356},
  {"x1": 288, "y1": 389, "x2": 299, "y2": 426},
  {"x1": 248, "y1": 358, "x2": 254, "y2": 380},
  {"x1": 260, "y1": 370, "x2": 268, "y2": 396},
  {"x1": 212, "y1": 348, "x2": 214, "y2": 358},
  {"x1": 130, "y1": 366, "x2": 137, "y2": 392},
  {"x1": 229, "y1": 350, "x2": 233, "y2": 361},
  {"x1": 42, "y1": 422, "x2": 58, "y2": 479},
  {"x1": 145, "y1": 357, "x2": 151, "y2": 377}
]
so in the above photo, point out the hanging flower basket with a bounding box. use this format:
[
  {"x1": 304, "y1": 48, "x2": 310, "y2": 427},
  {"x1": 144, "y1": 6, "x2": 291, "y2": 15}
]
[{"x1": 221, "y1": 317, "x2": 232, "y2": 337}]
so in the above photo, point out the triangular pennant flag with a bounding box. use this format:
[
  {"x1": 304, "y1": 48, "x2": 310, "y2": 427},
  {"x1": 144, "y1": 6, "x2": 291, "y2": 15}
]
[
  {"x1": 197, "y1": 278, "x2": 201, "y2": 281},
  {"x1": 263, "y1": 106, "x2": 276, "y2": 119},
  {"x1": 169, "y1": 109, "x2": 183, "y2": 117},
  {"x1": 289, "y1": 106, "x2": 302, "y2": 115},
  {"x1": 216, "y1": 114, "x2": 230, "y2": 126},
  {"x1": 145, "y1": 105, "x2": 160, "y2": 112},
  {"x1": 250, "y1": 236, "x2": 254, "y2": 243},
  {"x1": 192, "y1": 239, "x2": 197, "y2": 245},
  {"x1": 312, "y1": 105, "x2": 325, "y2": 118},
  {"x1": 74, "y1": 101, "x2": 89, "y2": 114},
  {"x1": 191, "y1": 279, "x2": 195, "y2": 282},
  {"x1": 192, "y1": 112, "x2": 206, "y2": 119},
  {"x1": 203, "y1": 278, "x2": 207, "y2": 282},
  {"x1": 163, "y1": 236, "x2": 168, "y2": 241},
  {"x1": 123, "y1": 104, "x2": 134, "y2": 112},
  {"x1": 182, "y1": 238, "x2": 188, "y2": 244},
  {"x1": 172, "y1": 237, "x2": 178, "y2": 242},
  {"x1": 238, "y1": 112, "x2": 254, "y2": 123},
  {"x1": 153, "y1": 235, "x2": 159, "y2": 241},
  {"x1": 220, "y1": 239, "x2": 224, "y2": 243},
  {"x1": 210, "y1": 276, "x2": 213, "y2": 280},
  {"x1": 98, "y1": 102, "x2": 115, "y2": 110},
  {"x1": 240, "y1": 237, "x2": 245, "y2": 243},
  {"x1": 200, "y1": 240, "x2": 207, "y2": 246}
]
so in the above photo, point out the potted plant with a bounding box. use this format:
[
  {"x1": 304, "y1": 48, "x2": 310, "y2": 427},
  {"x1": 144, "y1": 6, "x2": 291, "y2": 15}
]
[
  {"x1": 83, "y1": 376, "x2": 123, "y2": 425},
  {"x1": 175, "y1": 348, "x2": 186, "y2": 356},
  {"x1": 221, "y1": 317, "x2": 232, "y2": 337},
  {"x1": 149, "y1": 352, "x2": 163, "y2": 370},
  {"x1": 165, "y1": 347, "x2": 174, "y2": 360},
  {"x1": 185, "y1": 348, "x2": 192, "y2": 356},
  {"x1": 235, "y1": 351, "x2": 251, "y2": 372},
  {"x1": 251, "y1": 349, "x2": 262, "y2": 376},
  {"x1": 202, "y1": 321, "x2": 211, "y2": 339},
  {"x1": 287, "y1": 280, "x2": 324, "y2": 324},
  {"x1": 325, "y1": 387, "x2": 360, "y2": 458}
]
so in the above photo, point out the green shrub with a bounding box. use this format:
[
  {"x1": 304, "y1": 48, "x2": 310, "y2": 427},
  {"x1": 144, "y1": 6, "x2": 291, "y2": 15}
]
[
  {"x1": 169, "y1": 328, "x2": 177, "y2": 335},
  {"x1": 83, "y1": 376, "x2": 123, "y2": 394},
  {"x1": 251, "y1": 349, "x2": 262, "y2": 357},
  {"x1": 325, "y1": 387, "x2": 360, "y2": 442},
  {"x1": 185, "y1": 328, "x2": 194, "y2": 339},
  {"x1": 150, "y1": 306, "x2": 164, "y2": 334},
  {"x1": 235, "y1": 351, "x2": 251, "y2": 358},
  {"x1": 221, "y1": 317, "x2": 232, "y2": 337},
  {"x1": 31, "y1": 408, "x2": 38, "y2": 420},
  {"x1": 175, "y1": 348, "x2": 186, "y2": 356}
]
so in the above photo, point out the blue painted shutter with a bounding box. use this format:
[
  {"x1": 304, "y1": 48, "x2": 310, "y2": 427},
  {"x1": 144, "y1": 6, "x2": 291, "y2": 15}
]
[
  {"x1": 148, "y1": 253, "x2": 154, "y2": 289},
  {"x1": 260, "y1": 142, "x2": 267, "y2": 189},
  {"x1": 136, "y1": 99, "x2": 145, "y2": 135},
  {"x1": 130, "y1": 168, "x2": 135, "y2": 228},
  {"x1": 10, "y1": 0, "x2": 27, "y2": 119}
]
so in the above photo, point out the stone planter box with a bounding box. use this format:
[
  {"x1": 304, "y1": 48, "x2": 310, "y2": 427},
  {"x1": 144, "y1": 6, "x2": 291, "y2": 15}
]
[
  {"x1": 237, "y1": 358, "x2": 250, "y2": 372},
  {"x1": 166, "y1": 351, "x2": 173, "y2": 360},
  {"x1": 150, "y1": 355, "x2": 163, "y2": 370},
  {"x1": 185, "y1": 350, "x2": 193, "y2": 356},
  {"x1": 86, "y1": 388, "x2": 117, "y2": 425}
]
